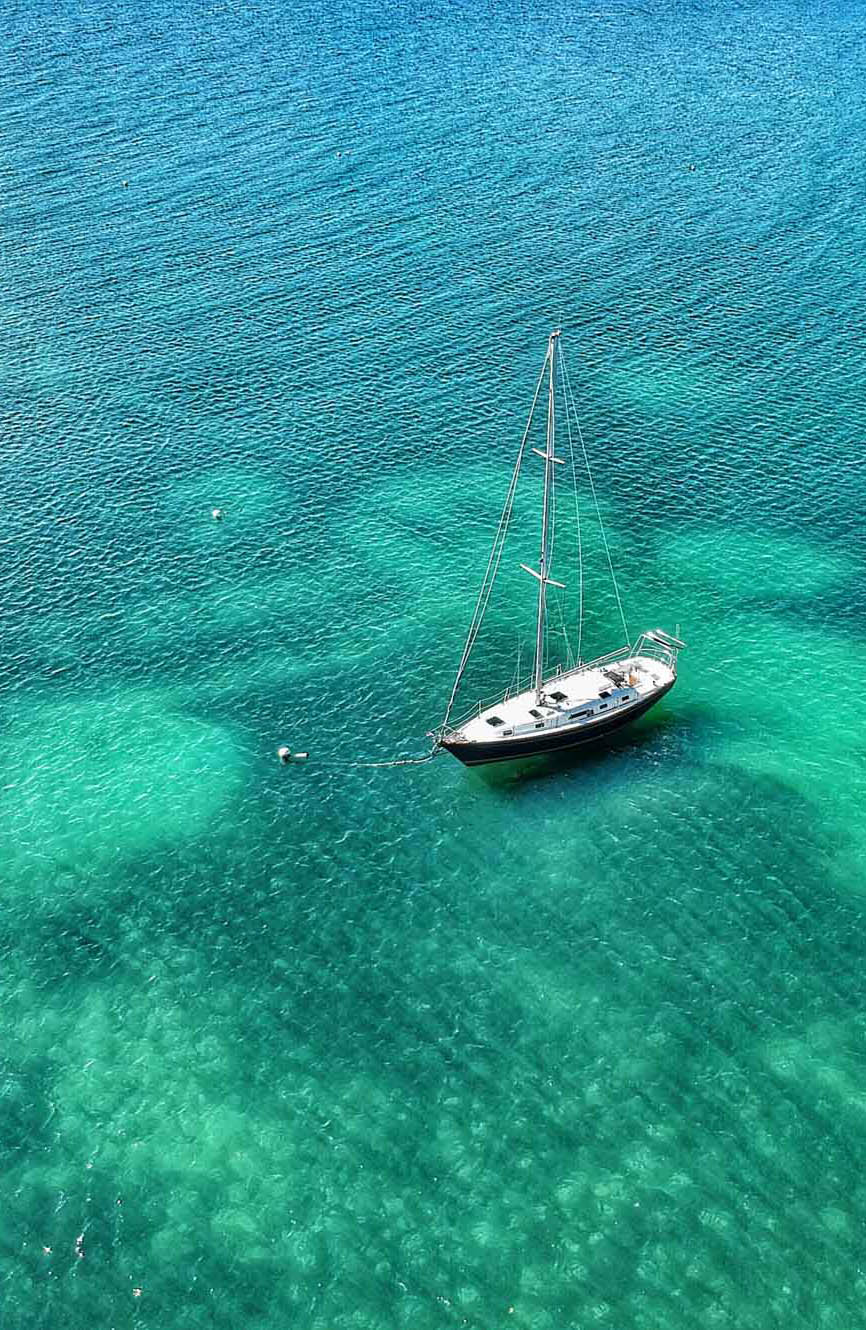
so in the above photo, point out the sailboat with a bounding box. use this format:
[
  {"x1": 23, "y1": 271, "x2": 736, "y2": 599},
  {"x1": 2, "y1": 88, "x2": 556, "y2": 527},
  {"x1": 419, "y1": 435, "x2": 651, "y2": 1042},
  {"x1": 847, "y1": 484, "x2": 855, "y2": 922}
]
[{"x1": 435, "y1": 329, "x2": 684, "y2": 767}]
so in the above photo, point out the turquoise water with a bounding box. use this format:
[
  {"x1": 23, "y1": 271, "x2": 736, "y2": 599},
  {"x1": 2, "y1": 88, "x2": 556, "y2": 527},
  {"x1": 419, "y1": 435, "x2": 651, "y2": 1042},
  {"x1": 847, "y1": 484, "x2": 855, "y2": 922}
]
[{"x1": 3, "y1": 0, "x2": 866, "y2": 1325}]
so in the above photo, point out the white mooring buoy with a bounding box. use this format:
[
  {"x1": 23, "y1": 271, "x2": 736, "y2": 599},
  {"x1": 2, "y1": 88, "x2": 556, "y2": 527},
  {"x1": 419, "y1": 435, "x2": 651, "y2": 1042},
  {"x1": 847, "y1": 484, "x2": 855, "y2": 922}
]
[
  {"x1": 212, "y1": 508, "x2": 224, "y2": 521},
  {"x1": 277, "y1": 747, "x2": 309, "y2": 765}
]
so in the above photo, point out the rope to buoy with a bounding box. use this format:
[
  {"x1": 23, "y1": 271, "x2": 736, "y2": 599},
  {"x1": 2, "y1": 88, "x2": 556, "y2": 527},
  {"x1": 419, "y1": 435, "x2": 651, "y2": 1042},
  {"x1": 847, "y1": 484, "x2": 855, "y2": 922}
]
[
  {"x1": 277, "y1": 741, "x2": 441, "y2": 770},
  {"x1": 345, "y1": 748, "x2": 439, "y2": 769}
]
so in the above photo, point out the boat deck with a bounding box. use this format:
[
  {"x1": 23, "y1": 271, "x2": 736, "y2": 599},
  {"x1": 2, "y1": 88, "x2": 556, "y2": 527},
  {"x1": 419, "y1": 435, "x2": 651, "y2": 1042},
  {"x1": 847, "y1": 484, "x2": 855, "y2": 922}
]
[{"x1": 453, "y1": 654, "x2": 674, "y2": 744}]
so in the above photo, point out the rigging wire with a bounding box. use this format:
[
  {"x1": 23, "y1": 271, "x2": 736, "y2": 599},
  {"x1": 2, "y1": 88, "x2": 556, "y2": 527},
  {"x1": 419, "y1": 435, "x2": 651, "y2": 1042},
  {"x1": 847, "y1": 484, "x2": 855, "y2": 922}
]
[
  {"x1": 559, "y1": 347, "x2": 630, "y2": 647},
  {"x1": 279, "y1": 336, "x2": 634, "y2": 772},
  {"x1": 282, "y1": 351, "x2": 550, "y2": 768},
  {"x1": 548, "y1": 441, "x2": 575, "y2": 669},
  {"x1": 510, "y1": 633, "x2": 524, "y2": 695},
  {"x1": 547, "y1": 385, "x2": 557, "y2": 680},
  {"x1": 550, "y1": 339, "x2": 575, "y2": 668},
  {"x1": 440, "y1": 353, "x2": 548, "y2": 730},
  {"x1": 559, "y1": 343, "x2": 585, "y2": 666}
]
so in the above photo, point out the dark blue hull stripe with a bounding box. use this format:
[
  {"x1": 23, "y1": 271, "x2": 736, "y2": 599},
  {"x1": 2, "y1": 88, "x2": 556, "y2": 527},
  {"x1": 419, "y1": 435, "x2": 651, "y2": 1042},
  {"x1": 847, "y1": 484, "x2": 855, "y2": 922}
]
[{"x1": 441, "y1": 684, "x2": 674, "y2": 766}]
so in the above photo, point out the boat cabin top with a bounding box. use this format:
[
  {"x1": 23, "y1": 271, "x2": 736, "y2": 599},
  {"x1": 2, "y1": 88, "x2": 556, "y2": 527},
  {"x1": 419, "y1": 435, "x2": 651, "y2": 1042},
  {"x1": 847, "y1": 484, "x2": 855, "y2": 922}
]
[{"x1": 454, "y1": 653, "x2": 673, "y2": 743}]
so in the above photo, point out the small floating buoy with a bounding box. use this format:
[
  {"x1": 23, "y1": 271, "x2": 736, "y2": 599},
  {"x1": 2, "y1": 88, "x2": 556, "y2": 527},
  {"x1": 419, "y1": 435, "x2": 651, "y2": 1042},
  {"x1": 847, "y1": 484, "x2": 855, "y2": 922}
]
[
  {"x1": 212, "y1": 508, "x2": 224, "y2": 520},
  {"x1": 278, "y1": 747, "x2": 309, "y2": 764}
]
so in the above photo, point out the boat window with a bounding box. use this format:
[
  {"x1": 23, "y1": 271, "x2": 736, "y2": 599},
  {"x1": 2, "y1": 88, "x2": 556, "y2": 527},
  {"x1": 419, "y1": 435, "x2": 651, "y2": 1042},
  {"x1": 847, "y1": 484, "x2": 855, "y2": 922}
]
[
  {"x1": 599, "y1": 689, "x2": 611, "y2": 698},
  {"x1": 486, "y1": 716, "x2": 505, "y2": 727},
  {"x1": 569, "y1": 710, "x2": 590, "y2": 719},
  {"x1": 528, "y1": 708, "x2": 542, "y2": 718},
  {"x1": 502, "y1": 729, "x2": 513, "y2": 736},
  {"x1": 549, "y1": 690, "x2": 567, "y2": 702},
  {"x1": 534, "y1": 722, "x2": 544, "y2": 729},
  {"x1": 599, "y1": 703, "x2": 608, "y2": 710}
]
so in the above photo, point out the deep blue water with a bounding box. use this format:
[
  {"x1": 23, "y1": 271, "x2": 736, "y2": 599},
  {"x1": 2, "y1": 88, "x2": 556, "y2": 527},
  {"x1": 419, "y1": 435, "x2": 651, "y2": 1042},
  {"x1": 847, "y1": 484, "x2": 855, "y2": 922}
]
[{"x1": 2, "y1": 1, "x2": 866, "y2": 1326}]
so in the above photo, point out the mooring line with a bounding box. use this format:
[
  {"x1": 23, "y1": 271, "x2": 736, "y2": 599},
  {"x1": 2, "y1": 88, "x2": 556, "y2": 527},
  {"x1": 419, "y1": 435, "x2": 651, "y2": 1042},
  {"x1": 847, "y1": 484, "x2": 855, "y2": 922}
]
[
  {"x1": 276, "y1": 742, "x2": 441, "y2": 770},
  {"x1": 345, "y1": 749, "x2": 439, "y2": 769}
]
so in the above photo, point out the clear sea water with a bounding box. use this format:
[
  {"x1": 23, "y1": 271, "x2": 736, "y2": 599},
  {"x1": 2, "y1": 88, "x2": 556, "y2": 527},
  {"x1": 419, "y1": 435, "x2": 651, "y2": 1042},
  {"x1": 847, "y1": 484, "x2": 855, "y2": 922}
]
[{"x1": 3, "y1": 0, "x2": 866, "y2": 1325}]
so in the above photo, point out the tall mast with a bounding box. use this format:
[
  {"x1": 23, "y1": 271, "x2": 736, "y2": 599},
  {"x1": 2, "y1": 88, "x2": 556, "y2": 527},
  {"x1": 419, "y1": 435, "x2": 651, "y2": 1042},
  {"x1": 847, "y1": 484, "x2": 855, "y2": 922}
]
[
  {"x1": 534, "y1": 329, "x2": 560, "y2": 699},
  {"x1": 518, "y1": 331, "x2": 564, "y2": 702}
]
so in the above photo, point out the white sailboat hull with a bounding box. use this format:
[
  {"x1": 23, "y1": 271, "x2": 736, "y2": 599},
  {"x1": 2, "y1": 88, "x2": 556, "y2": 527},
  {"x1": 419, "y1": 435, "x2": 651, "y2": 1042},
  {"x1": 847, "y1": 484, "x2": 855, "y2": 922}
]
[{"x1": 439, "y1": 650, "x2": 676, "y2": 767}]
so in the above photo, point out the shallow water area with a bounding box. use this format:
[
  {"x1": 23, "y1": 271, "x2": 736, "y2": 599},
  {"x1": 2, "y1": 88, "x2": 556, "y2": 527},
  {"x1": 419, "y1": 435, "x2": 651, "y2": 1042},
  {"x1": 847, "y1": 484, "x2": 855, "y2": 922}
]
[
  {"x1": 3, "y1": 0, "x2": 866, "y2": 1327},
  {"x1": 0, "y1": 686, "x2": 249, "y2": 894}
]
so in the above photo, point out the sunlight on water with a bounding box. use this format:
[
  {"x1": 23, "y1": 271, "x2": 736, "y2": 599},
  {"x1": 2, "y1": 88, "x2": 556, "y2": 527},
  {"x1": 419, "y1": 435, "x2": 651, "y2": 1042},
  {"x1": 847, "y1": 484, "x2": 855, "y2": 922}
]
[{"x1": 2, "y1": 0, "x2": 866, "y2": 1327}]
